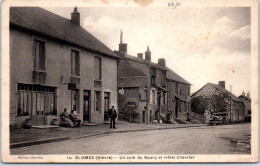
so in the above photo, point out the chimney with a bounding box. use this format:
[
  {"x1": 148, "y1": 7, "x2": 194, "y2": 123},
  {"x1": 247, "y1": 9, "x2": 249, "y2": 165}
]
[
  {"x1": 71, "y1": 7, "x2": 80, "y2": 26},
  {"x1": 158, "y1": 58, "x2": 166, "y2": 67},
  {"x1": 119, "y1": 30, "x2": 127, "y2": 56},
  {"x1": 218, "y1": 81, "x2": 225, "y2": 89},
  {"x1": 242, "y1": 90, "x2": 245, "y2": 96},
  {"x1": 145, "y1": 46, "x2": 151, "y2": 62},
  {"x1": 247, "y1": 91, "x2": 250, "y2": 98},
  {"x1": 137, "y1": 53, "x2": 143, "y2": 59}
]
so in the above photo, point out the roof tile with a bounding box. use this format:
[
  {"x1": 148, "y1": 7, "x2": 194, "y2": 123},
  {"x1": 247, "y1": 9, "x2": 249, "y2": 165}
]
[
  {"x1": 10, "y1": 7, "x2": 119, "y2": 59},
  {"x1": 166, "y1": 67, "x2": 191, "y2": 85}
]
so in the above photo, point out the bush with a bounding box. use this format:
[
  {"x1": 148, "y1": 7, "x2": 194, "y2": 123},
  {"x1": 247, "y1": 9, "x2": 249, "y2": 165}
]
[{"x1": 119, "y1": 108, "x2": 139, "y2": 123}]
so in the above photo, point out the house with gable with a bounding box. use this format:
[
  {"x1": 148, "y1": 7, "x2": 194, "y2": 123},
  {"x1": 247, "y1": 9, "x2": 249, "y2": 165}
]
[
  {"x1": 166, "y1": 68, "x2": 191, "y2": 123},
  {"x1": 117, "y1": 31, "x2": 191, "y2": 124},
  {"x1": 238, "y1": 91, "x2": 251, "y2": 122},
  {"x1": 10, "y1": 7, "x2": 120, "y2": 127},
  {"x1": 191, "y1": 81, "x2": 245, "y2": 123}
]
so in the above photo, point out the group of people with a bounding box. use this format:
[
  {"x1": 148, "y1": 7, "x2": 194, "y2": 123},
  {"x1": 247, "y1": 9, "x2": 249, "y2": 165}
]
[
  {"x1": 60, "y1": 108, "x2": 81, "y2": 128},
  {"x1": 59, "y1": 106, "x2": 117, "y2": 129}
]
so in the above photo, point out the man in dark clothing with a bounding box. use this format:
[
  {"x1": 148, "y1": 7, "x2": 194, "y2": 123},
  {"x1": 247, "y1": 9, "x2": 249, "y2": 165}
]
[{"x1": 108, "y1": 106, "x2": 117, "y2": 129}]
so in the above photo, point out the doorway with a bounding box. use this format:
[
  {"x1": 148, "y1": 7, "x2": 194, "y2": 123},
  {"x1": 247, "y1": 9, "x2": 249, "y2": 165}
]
[
  {"x1": 143, "y1": 111, "x2": 146, "y2": 123},
  {"x1": 83, "y1": 90, "x2": 90, "y2": 122},
  {"x1": 175, "y1": 98, "x2": 179, "y2": 118},
  {"x1": 104, "y1": 92, "x2": 110, "y2": 121},
  {"x1": 71, "y1": 90, "x2": 79, "y2": 113},
  {"x1": 150, "y1": 110, "x2": 152, "y2": 123}
]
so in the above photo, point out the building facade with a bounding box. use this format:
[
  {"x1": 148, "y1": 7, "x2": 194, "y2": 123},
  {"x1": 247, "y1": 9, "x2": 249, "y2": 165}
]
[
  {"x1": 117, "y1": 31, "x2": 191, "y2": 123},
  {"x1": 10, "y1": 7, "x2": 119, "y2": 127},
  {"x1": 191, "y1": 81, "x2": 245, "y2": 123},
  {"x1": 238, "y1": 91, "x2": 251, "y2": 122},
  {"x1": 166, "y1": 69, "x2": 191, "y2": 122}
]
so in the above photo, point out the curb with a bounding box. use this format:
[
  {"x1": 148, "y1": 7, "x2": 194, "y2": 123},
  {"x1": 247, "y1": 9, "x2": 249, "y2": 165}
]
[
  {"x1": 10, "y1": 136, "x2": 70, "y2": 149},
  {"x1": 10, "y1": 124, "x2": 206, "y2": 149},
  {"x1": 71, "y1": 124, "x2": 207, "y2": 140}
]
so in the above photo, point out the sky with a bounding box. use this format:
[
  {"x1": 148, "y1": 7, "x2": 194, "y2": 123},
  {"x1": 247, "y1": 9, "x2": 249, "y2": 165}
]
[{"x1": 45, "y1": 7, "x2": 251, "y2": 96}]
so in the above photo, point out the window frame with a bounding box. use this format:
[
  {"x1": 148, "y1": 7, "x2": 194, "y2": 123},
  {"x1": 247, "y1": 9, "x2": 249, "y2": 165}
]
[
  {"x1": 94, "y1": 56, "x2": 102, "y2": 81},
  {"x1": 71, "y1": 49, "x2": 80, "y2": 76},
  {"x1": 151, "y1": 68, "x2": 156, "y2": 84},
  {"x1": 95, "y1": 91, "x2": 102, "y2": 113},
  {"x1": 17, "y1": 84, "x2": 57, "y2": 116},
  {"x1": 33, "y1": 39, "x2": 45, "y2": 71}
]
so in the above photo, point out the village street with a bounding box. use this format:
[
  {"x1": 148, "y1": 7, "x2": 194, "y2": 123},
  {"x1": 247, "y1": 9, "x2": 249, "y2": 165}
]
[{"x1": 11, "y1": 123, "x2": 250, "y2": 155}]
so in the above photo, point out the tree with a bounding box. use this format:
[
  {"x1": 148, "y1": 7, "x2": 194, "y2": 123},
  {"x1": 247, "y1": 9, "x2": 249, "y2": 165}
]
[
  {"x1": 191, "y1": 96, "x2": 207, "y2": 115},
  {"x1": 191, "y1": 93, "x2": 228, "y2": 116},
  {"x1": 118, "y1": 101, "x2": 139, "y2": 123}
]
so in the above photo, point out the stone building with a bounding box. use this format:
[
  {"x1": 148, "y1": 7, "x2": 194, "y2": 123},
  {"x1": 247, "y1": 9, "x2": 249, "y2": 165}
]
[
  {"x1": 117, "y1": 31, "x2": 191, "y2": 123},
  {"x1": 191, "y1": 81, "x2": 245, "y2": 123},
  {"x1": 166, "y1": 69, "x2": 191, "y2": 123},
  {"x1": 238, "y1": 91, "x2": 251, "y2": 122},
  {"x1": 10, "y1": 7, "x2": 120, "y2": 127}
]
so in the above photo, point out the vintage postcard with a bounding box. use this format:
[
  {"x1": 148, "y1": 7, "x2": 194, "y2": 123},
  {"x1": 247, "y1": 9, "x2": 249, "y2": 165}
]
[{"x1": 1, "y1": 0, "x2": 258, "y2": 163}]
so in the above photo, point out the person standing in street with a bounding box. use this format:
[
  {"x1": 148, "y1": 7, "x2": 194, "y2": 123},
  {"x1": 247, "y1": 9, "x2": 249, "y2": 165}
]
[{"x1": 108, "y1": 106, "x2": 117, "y2": 129}]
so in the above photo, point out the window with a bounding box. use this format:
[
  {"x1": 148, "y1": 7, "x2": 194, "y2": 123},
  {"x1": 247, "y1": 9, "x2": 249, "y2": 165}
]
[
  {"x1": 175, "y1": 83, "x2": 178, "y2": 94},
  {"x1": 33, "y1": 40, "x2": 45, "y2": 70},
  {"x1": 17, "y1": 84, "x2": 56, "y2": 116},
  {"x1": 161, "y1": 71, "x2": 166, "y2": 87},
  {"x1": 184, "y1": 102, "x2": 187, "y2": 112},
  {"x1": 71, "y1": 50, "x2": 80, "y2": 76},
  {"x1": 151, "y1": 68, "x2": 156, "y2": 84},
  {"x1": 94, "y1": 56, "x2": 101, "y2": 80},
  {"x1": 162, "y1": 92, "x2": 165, "y2": 105},
  {"x1": 150, "y1": 90, "x2": 155, "y2": 104},
  {"x1": 163, "y1": 92, "x2": 167, "y2": 105},
  {"x1": 95, "y1": 91, "x2": 101, "y2": 112},
  {"x1": 152, "y1": 90, "x2": 155, "y2": 104},
  {"x1": 187, "y1": 87, "x2": 190, "y2": 96}
]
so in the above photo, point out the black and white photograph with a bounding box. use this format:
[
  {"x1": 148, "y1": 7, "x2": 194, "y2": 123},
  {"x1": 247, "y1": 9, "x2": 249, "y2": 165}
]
[{"x1": 1, "y1": 0, "x2": 258, "y2": 163}]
